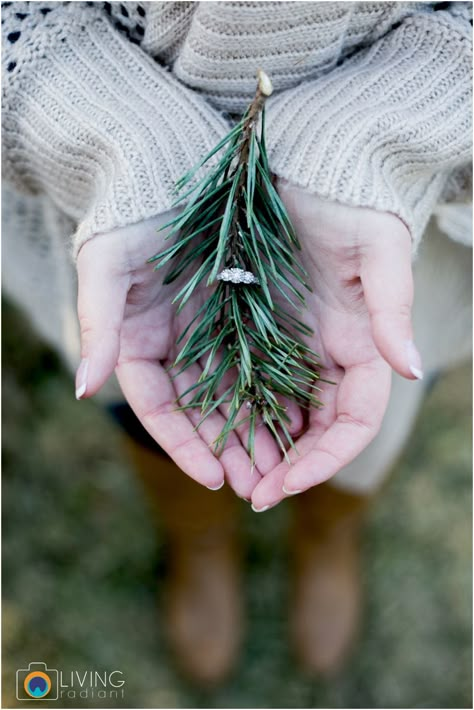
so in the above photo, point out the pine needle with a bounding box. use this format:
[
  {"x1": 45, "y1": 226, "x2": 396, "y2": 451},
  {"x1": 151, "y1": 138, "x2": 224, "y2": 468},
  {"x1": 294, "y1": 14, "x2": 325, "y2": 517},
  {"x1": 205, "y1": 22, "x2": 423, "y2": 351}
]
[{"x1": 149, "y1": 72, "x2": 324, "y2": 468}]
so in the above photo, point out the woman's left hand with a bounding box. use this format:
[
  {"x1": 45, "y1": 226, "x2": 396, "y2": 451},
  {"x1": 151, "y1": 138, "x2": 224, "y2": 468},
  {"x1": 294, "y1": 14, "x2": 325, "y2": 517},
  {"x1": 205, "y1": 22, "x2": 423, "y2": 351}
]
[{"x1": 250, "y1": 181, "x2": 422, "y2": 511}]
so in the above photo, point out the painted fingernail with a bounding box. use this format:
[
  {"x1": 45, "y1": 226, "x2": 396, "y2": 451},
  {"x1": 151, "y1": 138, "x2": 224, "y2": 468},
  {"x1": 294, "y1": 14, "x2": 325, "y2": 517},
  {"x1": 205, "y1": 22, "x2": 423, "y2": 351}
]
[
  {"x1": 251, "y1": 503, "x2": 270, "y2": 513},
  {"x1": 405, "y1": 340, "x2": 424, "y2": 380},
  {"x1": 282, "y1": 485, "x2": 302, "y2": 496},
  {"x1": 206, "y1": 480, "x2": 225, "y2": 491},
  {"x1": 251, "y1": 502, "x2": 279, "y2": 513},
  {"x1": 75, "y1": 358, "x2": 89, "y2": 400}
]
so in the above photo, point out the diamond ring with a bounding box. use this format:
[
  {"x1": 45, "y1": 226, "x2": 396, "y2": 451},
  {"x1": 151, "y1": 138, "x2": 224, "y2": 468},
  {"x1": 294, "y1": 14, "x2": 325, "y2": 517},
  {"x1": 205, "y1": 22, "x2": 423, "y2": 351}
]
[{"x1": 216, "y1": 267, "x2": 260, "y2": 285}]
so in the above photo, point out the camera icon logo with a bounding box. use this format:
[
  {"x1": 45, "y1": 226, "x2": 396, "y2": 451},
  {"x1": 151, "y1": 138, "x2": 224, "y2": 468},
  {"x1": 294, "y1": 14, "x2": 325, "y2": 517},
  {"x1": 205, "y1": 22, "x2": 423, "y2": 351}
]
[{"x1": 16, "y1": 662, "x2": 58, "y2": 701}]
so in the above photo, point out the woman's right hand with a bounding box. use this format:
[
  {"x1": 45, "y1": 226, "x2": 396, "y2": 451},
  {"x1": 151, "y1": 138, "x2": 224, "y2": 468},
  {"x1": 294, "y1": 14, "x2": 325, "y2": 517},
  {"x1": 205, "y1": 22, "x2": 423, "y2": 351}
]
[{"x1": 75, "y1": 214, "x2": 284, "y2": 500}]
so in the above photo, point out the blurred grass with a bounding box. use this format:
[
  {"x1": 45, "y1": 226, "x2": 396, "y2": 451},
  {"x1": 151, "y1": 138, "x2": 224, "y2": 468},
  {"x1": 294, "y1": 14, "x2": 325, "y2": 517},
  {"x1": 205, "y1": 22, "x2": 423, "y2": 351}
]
[{"x1": 2, "y1": 297, "x2": 472, "y2": 709}]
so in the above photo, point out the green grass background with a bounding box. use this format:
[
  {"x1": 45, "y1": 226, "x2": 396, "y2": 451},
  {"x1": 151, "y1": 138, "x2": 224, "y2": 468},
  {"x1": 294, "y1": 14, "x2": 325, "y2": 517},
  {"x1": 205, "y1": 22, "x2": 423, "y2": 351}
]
[{"x1": 2, "y1": 298, "x2": 472, "y2": 709}]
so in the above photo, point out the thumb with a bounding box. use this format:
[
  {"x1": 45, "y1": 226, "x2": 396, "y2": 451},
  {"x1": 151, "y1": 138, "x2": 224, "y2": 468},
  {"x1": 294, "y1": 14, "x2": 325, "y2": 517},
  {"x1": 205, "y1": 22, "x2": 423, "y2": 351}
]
[
  {"x1": 361, "y1": 228, "x2": 423, "y2": 381},
  {"x1": 75, "y1": 239, "x2": 129, "y2": 399}
]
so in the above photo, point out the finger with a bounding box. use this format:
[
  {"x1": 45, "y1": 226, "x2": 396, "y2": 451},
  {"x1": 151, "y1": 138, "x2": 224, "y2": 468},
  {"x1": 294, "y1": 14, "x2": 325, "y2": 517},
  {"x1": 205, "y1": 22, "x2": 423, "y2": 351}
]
[
  {"x1": 250, "y1": 366, "x2": 341, "y2": 510},
  {"x1": 115, "y1": 357, "x2": 224, "y2": 489},
  {"x1": 76, "y1": 241, "x2": 129, "y2": 399},
  {"x1": 281, "y1": 358, "x2": 391, "y2": 494},
  {"x1": 171, "y1": 361, "x2": 263, "y2": 499},
  {"x1": 275, "y1": 396, "x2": 304, "y2": 437},
  {"x1": 361, "y1": 229, "x2": 423, "y2": 380}
]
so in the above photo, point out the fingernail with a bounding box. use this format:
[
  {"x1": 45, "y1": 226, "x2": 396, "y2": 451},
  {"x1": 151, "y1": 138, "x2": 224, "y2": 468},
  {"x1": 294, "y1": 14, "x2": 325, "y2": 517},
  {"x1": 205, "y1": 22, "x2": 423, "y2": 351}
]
[
  {"x1": 282, "y1": 485, "x2": 302, "y2": 496},
  {"x1": 251, "y1": 502, "x2": 278, "y2": 513},
  {"x1": 206, "y1": 480, "x2": 225, "y2": 491},
  {"x1": 405, "y1": 340, "x2": 424, "y2": 380},
  {"x1": 75, "y1": 358, "x2": 89, "y2": 400},
  {"x1": 251, "y1": 503, "x2": 270, "y2": 513}
]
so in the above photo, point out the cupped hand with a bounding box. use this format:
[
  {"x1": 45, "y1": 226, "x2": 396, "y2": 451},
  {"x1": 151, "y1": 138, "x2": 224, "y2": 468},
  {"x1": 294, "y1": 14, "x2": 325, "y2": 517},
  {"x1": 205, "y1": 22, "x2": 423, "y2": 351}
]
[
  {"x1": 250, "y1": 181, "x2": 422, "y2": 511},
  {"x1": 76, "y1": 213, "x2": 275, "y2": 500}
]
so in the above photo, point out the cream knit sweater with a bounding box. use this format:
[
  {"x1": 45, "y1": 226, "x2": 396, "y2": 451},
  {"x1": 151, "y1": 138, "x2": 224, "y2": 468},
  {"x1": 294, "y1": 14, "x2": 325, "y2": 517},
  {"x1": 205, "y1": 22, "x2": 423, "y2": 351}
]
[{"x1": 2, "y1": 1, "x2": 472, "y2": 377}]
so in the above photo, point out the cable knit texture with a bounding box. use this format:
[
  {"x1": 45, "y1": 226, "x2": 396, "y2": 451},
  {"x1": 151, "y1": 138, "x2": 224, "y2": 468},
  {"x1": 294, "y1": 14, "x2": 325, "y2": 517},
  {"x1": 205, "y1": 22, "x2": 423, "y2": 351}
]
[
  {"x1": 3, "y1": 1, "x2": 472, "y2": 253},
  {"x1": 2, "y1": 1, "x2": 232, "y2": 256},
  {"x1": 1, "y1": 1, "x2": 472, "y2": 378},
  {"x1": 265, "y1": 7, "x2": 473, "y2": 246}
]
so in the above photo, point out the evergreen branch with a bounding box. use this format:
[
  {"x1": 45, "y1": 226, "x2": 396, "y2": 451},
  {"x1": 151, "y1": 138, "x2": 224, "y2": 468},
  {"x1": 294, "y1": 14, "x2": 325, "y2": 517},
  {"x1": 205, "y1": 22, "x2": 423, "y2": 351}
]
[{"x1": 149, "y1": 70, "x2": 324, "y2": 468}]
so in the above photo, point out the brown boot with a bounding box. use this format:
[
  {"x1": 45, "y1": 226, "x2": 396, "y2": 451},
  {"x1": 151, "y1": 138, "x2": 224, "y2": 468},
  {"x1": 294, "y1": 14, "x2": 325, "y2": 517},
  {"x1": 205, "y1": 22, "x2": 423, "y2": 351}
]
[
  {"x1": 125, "y1": 437, "x2": 243, "y2": 686},
  {"x1": 289, "y1": 481, "x2": 371, "y2": 676}
]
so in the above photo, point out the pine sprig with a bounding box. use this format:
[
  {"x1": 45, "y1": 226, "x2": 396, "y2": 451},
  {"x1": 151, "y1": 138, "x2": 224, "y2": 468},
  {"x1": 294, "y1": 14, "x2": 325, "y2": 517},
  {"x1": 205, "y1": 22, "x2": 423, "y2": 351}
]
[{"x1": 149, "y1": 71, "x2": 323, "y2": 468}]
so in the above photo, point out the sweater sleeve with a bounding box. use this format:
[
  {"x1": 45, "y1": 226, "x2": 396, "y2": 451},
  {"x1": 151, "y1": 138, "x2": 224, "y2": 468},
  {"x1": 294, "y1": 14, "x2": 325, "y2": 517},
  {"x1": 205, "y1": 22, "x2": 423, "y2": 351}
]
[
  {"x1": 2, "y1": 1, "x2": 230, "y2": 257},
  {"x1": 265, "y1": 3, "x2": 472, "y2": 251}
]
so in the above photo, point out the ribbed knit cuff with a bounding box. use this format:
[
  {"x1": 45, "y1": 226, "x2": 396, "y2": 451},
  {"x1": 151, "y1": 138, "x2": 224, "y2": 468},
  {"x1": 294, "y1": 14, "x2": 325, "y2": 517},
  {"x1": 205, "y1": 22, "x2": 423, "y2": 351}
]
[
  {"x1": 2, "y1": 4, "x2": 230, "y2": 257},
  {"x1": 265, "y1": 10, "x2": 472, "y2": 250}
]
